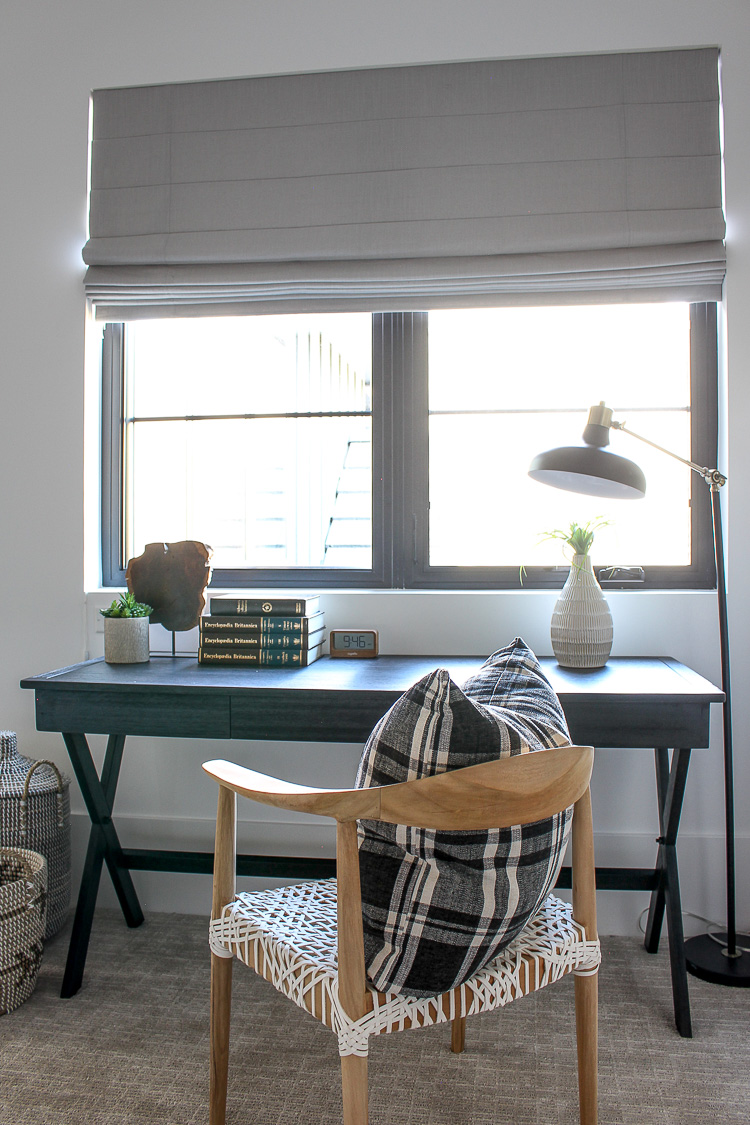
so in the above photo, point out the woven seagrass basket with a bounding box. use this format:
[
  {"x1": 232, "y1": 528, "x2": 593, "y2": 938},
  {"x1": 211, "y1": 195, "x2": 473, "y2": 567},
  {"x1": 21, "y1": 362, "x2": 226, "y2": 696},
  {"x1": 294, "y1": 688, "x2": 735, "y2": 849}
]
[
  {"x1": 0, "y1": 732, "x2": 71, "y2": 938},
  {"x1": 0, "y1": 847, "x2": 47, "y2": 1015}
]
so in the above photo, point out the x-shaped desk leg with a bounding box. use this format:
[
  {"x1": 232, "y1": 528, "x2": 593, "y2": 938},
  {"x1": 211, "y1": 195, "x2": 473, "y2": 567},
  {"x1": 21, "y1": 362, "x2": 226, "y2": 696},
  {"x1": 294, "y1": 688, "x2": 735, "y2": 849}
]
[
  {"x1": 644, "y1": 746, "x2": 692, "y2": 1038},
  {"x1": 61, "y1": 732, "x2": 144, "y2": 997}
]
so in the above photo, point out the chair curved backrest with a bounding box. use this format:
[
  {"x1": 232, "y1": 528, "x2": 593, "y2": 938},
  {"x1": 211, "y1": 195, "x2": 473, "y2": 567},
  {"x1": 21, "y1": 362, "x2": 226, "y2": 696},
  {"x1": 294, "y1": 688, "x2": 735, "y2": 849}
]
[{"x1": 203, "y1": 741, "x2": 593, "y2": 829}]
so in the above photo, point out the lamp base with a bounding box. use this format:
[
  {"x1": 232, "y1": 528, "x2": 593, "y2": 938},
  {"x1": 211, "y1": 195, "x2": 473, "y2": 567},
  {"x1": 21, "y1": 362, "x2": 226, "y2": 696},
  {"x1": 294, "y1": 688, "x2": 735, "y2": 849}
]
[{"x1": 685, "y1": 933, "x2": 750, "y2": 986}]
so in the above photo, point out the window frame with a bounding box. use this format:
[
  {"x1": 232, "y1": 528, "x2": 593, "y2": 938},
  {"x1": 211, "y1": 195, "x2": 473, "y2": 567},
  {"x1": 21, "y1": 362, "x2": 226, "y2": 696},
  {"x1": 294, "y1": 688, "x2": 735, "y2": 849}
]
[
  {"x1": 101, "y1": 317, "x2": 393, "y2": 589},
  {"x1": 100, "y1": 304, "x2": 719, "y2": 591},
  {"x1": 403, "y1": 303, "x2": 718, "y2": 591}
]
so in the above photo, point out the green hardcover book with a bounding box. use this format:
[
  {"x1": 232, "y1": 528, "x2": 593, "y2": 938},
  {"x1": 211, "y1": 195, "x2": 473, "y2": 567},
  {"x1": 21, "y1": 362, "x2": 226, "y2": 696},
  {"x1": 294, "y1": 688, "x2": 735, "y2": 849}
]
[
  {"x1": 199, "y1": 611, "x2": 325, "y2": 636},
  {"x1": 208, "y1": 595, "x2": 321, "y2": 617},
  {"x1": 197, "y1": 643, "x2": 324, "y2": 667},
  {"x1": 198, "y1": 628, "x2": 325, "y2": 651}
]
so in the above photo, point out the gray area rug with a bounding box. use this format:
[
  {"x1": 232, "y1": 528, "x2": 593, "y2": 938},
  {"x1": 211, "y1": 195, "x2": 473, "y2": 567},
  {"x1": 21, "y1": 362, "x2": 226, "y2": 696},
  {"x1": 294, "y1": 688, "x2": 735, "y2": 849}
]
[{"x1": 1, "y1": 910, "x2": 749, "y2": 1123}]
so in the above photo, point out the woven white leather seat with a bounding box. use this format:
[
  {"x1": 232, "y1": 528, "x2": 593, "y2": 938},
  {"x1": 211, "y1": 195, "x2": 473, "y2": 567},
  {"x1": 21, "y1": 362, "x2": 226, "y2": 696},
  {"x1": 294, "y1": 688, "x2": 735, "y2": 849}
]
[
  {"x1": 205, "y1": 743, "x2": 600, "y2": 1124},
  {"x1": 209, "y1": 880, "x2": 600, "y2": 1058}
]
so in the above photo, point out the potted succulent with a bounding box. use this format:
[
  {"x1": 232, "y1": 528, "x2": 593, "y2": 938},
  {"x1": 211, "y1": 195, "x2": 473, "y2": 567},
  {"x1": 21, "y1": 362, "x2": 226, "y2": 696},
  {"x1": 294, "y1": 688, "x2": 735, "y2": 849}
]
[
  {"x1": 100, "y1": 592, "x2": 153, "y2": 664},
  {"x1": 543, "y1": 519, "x2": 613, "y2": 669}
]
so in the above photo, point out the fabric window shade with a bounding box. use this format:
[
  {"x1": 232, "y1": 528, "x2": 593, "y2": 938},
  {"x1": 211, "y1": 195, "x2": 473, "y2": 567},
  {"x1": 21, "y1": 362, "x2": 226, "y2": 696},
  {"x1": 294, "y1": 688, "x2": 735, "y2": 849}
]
[{"x1": 84, "y1": 48, "x2": 725, "y2": 318}]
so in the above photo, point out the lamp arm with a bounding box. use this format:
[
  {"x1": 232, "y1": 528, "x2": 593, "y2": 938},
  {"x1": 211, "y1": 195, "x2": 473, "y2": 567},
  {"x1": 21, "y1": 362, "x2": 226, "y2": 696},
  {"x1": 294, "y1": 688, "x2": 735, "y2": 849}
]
[{"x1": 611, "y1": 421, "x2": 727, "y2": 490}]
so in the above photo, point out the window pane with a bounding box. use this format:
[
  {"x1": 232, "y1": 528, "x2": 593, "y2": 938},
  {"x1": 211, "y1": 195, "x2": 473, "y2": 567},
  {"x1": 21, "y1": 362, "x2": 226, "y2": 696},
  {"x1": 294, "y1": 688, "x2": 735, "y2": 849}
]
[
  {"x1": 427, "y1": 305, "x2": 692, "y2": 568},
  {"x1": 124, "y1": 314, "x2": 372, "y2": 569}
]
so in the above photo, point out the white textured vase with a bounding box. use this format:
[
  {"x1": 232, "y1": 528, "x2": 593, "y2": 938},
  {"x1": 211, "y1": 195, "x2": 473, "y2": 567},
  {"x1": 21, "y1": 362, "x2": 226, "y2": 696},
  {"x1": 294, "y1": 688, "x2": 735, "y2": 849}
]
[
  {"x1": 104, "y1": 617, "x2": 150, "y2": 664},
  {"x1": 550, "y1": 554, "x2": 613, "y2": 669}
]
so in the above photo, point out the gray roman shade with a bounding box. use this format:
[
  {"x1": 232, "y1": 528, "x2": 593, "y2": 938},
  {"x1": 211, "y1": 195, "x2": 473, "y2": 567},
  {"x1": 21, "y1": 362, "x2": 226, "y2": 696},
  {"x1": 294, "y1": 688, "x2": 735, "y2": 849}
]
[{"x1": 84, "y1": 48, "x2": 725, "y2": 319}]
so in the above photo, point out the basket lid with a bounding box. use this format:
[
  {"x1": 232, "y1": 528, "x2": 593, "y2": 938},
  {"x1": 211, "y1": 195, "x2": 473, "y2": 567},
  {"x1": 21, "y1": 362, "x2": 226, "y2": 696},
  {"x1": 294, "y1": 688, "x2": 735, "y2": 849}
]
[{"x1": 0, "y1": 731, "x2": 69, "y2": 795}]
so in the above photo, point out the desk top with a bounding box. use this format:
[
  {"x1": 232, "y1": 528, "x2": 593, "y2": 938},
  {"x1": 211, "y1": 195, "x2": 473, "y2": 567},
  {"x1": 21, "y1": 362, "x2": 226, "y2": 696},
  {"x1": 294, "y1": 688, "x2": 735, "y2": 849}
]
[
  {"x1": 22, "y1": 653, "x2": 721, "y2": 698},
  {"x1": 21, "y1": 655, "x2": 723, "y2": 748}
]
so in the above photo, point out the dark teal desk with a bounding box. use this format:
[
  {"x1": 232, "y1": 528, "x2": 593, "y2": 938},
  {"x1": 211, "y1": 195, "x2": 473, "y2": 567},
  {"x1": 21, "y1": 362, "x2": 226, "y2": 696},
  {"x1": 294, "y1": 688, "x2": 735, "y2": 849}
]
[{"x1": 21, "y1": 654, "x2": 723, "y2": 1035}]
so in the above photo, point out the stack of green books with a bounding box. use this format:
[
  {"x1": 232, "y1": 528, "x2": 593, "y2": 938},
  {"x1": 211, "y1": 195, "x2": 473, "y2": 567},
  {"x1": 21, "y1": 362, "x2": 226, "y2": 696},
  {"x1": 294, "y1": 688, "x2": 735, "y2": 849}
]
[{"x1": 198, "y1": 595, "x2": 324, "y2": 666}]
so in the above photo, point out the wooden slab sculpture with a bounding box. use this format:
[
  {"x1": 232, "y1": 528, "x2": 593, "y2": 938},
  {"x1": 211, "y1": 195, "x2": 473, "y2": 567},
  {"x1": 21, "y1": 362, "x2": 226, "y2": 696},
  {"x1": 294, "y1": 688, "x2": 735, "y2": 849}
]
[{"x1": 126, "y1": 541, "x2": 212, "y2": 632}]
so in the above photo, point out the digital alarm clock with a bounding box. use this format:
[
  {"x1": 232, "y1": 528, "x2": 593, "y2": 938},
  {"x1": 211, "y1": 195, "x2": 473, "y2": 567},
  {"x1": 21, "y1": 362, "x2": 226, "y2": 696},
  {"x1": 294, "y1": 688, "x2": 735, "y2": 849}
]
[{"x1": 329, "y1": 629, "x2": 379, "y2": 658}]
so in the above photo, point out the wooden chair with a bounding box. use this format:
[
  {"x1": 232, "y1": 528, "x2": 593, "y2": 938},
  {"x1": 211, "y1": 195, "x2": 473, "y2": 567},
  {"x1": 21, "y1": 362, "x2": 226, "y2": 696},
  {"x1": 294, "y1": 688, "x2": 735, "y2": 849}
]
[{"x1": 205, "y1": 743, "x2": 599, "y2": 1125}]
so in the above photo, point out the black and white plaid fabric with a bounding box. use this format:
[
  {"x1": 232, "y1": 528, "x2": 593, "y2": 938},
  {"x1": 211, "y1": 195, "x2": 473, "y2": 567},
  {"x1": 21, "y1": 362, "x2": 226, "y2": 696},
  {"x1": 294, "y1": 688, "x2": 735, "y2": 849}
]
[{"x1": 355, "y1": 638, "x2": 573, "y2": 997}]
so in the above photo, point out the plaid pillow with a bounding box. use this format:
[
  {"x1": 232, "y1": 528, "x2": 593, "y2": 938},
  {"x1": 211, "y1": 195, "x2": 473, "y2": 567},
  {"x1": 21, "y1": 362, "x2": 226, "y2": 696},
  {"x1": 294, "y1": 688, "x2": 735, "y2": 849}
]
[{"x1": 355, "y1": 638, "x2": 572, "y2": 997}]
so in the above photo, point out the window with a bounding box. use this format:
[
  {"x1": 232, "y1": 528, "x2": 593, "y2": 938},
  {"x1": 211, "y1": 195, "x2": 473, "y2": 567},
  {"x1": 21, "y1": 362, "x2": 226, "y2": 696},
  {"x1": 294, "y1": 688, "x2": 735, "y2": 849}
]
[{"x1": 101, "y1": 303, "x2": 718, "y2": 590}]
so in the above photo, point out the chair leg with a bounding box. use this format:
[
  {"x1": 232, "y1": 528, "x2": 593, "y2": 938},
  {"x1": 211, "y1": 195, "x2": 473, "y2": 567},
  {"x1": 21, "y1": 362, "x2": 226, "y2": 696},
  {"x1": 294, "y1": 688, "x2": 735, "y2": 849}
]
[
  {"x1": 574, "y1": 973, "x2": 598, "y2": 1125},
  {"x1": 210, "y1": 953, "x2": 233, "y2": 1125},
  {"x1": 341, "y1": 1053, "x2": 369, "y2": 1125},
  {"x1": 451, "y1": 1015, "x2": 466, "y2": 1054}
]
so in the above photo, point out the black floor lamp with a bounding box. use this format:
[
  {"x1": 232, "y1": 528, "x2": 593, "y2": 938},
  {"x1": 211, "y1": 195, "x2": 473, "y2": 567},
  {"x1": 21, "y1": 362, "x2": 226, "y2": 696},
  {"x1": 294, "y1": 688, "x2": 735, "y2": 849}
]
[{"x1": 529, "y1": 402, "x2": 750, "y2": 986}]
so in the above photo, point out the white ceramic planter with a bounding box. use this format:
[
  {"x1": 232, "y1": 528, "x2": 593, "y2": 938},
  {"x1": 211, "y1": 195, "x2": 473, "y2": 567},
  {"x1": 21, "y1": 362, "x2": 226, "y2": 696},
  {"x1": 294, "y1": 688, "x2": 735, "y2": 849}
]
[
  {"x1": 550, "y1": 554, "x2": 613, "y2": 669},
  {"x1": 103, "y1": 616, "x2": 150, "y2": 664}
]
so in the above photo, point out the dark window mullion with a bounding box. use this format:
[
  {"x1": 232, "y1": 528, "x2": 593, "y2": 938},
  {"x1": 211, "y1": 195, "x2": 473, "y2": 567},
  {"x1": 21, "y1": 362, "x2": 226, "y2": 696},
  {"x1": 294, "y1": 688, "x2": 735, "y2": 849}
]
[
  {"x1": 383, "y1": 312, "x2": 428, "y2": 589},
  {"x1": 370, "y1": 313, "x2": 393, "y2": 589}
]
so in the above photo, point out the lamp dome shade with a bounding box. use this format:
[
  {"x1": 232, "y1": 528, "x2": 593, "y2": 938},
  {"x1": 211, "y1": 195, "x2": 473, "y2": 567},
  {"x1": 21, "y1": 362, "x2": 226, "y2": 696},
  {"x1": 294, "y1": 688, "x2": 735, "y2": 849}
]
[{"x1": 528, "y1": 445, "x2": 646, "y2": 500}]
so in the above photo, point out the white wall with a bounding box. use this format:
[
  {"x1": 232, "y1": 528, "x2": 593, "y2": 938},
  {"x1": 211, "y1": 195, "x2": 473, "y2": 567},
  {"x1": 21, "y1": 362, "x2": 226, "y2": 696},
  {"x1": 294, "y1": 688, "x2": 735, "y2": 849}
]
[{"x1": 2, "y1": 0, "x2": 749, "y2": 939}]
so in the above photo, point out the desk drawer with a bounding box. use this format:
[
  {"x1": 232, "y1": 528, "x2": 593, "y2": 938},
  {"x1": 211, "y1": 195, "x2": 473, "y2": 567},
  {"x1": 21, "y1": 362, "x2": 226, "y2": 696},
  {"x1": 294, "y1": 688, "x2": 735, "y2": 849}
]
[
  {"x1": 562, "y1": 698, "x2": 711, "y2": 749},
  {"x1": 34, "y1": 689, "x2": 231, "y2": 739},
  {"x1": 231, "y1": 690, "x2": 394, "y2": 743}
]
